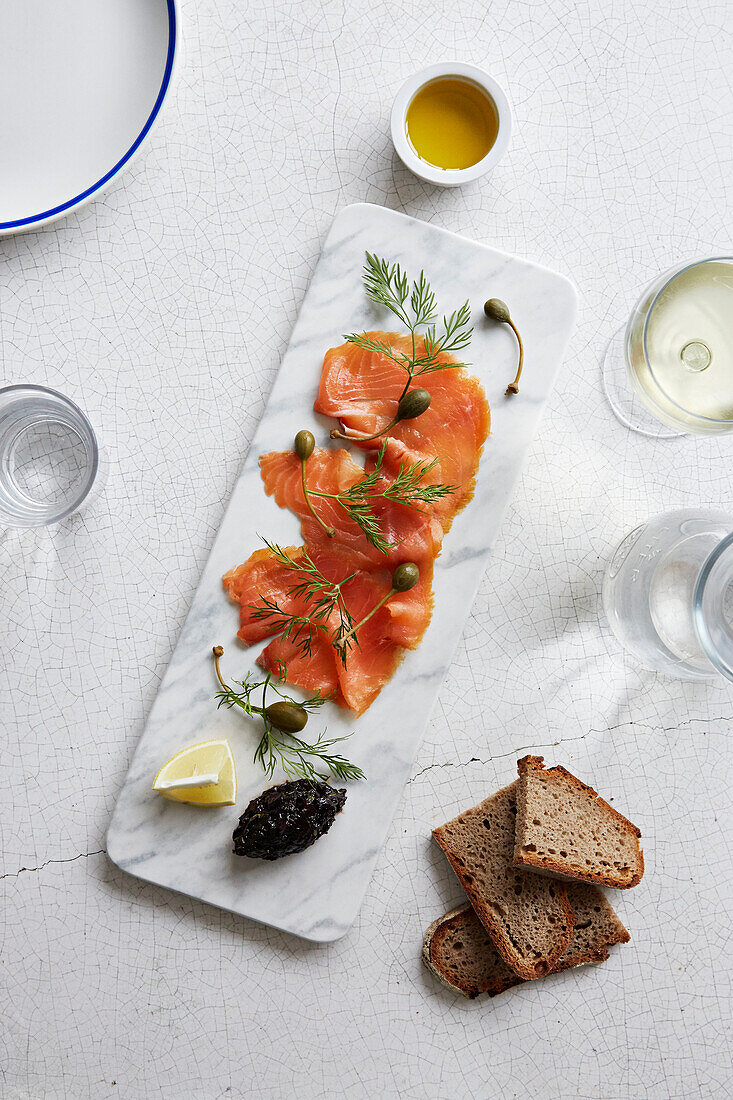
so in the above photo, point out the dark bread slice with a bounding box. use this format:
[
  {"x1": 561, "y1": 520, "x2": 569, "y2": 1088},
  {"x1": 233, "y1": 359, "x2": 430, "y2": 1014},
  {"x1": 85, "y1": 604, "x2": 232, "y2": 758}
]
[
  {"x1": 432, "y1": 781, "x2": 575, "y2": 980},
  {"x1": 514, "y1": 756, "x2": 644, "y2": 889},
  {"x1": 422, "y1": 905, "x2": 519, "y2": 999},
  {"x1": 423, "y1": 882, "x2": 630, "y2": 999}
]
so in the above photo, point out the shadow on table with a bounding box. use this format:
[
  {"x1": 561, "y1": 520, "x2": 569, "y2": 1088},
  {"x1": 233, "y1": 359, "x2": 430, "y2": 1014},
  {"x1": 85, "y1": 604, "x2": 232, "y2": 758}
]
[{"x1": 99, "y1": 851, "x2": 331, "y2": 959}]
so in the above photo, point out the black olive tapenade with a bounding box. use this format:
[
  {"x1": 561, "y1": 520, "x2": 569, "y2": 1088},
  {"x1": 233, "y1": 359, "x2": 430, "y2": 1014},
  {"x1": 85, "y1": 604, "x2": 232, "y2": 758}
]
[{"x1": 233, "y1": 779, "x2": 347, "y2": 861}]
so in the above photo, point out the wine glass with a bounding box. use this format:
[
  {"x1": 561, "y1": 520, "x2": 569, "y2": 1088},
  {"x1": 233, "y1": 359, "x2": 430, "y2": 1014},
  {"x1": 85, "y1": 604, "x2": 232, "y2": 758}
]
[{"x1": 603, "y1": 257, "x2": 733, "y2": 438}]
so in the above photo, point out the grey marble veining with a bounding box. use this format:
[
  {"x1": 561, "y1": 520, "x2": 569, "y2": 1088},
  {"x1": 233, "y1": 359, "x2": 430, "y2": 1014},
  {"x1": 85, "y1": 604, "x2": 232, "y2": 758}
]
[{"x1": 106, "y1": 204, "x2": 577, "y2": 941}]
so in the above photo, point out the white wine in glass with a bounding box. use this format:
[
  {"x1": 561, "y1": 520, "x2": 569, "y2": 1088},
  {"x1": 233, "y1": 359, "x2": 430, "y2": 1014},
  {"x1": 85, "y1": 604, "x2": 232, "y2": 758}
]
[{"x1": 604, "y1": 257, "x2": 733, "y2": 436}]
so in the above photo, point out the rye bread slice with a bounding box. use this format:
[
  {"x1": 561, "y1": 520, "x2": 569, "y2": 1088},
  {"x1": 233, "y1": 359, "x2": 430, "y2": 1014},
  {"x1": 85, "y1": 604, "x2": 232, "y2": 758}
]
[
  {"x1": 422, "y1": 882, "x2": 630, "y2": 999},
  {"x1": 432, "y1": 781, "x2": 574, "y2": 980},
  {"x1": 422, "y1": 906, "x2": 519, "y2": 1000},
  {"x1": 514, "y1": 756, "x2": 644, "y2": 889}
]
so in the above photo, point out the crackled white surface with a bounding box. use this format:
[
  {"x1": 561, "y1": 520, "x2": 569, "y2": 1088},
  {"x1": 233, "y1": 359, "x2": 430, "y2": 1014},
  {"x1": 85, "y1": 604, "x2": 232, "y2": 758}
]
[{"x1": 1, "y1": 0, "x2": 732, "y2": 1096}]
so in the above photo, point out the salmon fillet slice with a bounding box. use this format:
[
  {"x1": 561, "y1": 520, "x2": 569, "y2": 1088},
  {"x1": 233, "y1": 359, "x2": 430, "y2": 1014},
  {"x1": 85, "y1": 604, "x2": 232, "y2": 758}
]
[
  {"x1": 314, "y1": 333, "x2": 490, "y2": 530},
  {"x1": 223, "y1": 541, "x2": 433, "y2": 716},
  {"x1": 258, "y1": 633, "x2": 343, "y2": 705},
  {"x1": 259, "y1": 448, "x2": 443, "y2": 571},
  {"x1": 223, "y1": 545, "x2": 343, "y2": 703},
  {"x1": 222, "y1": 547, "x2": 308, "y2": 647}
]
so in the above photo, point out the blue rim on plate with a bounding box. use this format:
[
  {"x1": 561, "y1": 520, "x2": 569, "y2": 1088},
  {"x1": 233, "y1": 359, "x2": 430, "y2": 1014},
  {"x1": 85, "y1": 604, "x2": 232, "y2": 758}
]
[{"x1": 0, "y1": 0, "x2": 177, "y2": 232}]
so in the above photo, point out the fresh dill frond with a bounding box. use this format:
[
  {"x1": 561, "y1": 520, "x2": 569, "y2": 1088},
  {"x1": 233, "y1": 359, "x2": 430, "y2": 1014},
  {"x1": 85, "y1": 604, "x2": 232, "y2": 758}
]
[
  {"x1": 213, "y1": 656, "x2": 365, "y2": 783},
  {"x1": 409, "y1": 268, "x2": 438, "y2": 329},
  {"x1": 250, "y1": 539, "x2": 357, "y2": 662},
  {"x1": 345, "y1": 253, "x2": 472, "y2": 389},
  {"x1": 215, "y1": 672, "x2": 262, "y2": 718},
  {"x1": 247, "y1": 595, "x2": 324, "y2": 658},
  {"x1": 339, "y1": 497, "x2": 393, "y2": 556},
  {"x1": 381, "y1": 458, "x2": 457, "y2": 507},
  {"x1": 341, "y1": 332, "x2": 412, "y2": 367},
  {"x1": 254, "y1": 726, "x2": 366, "y2": 783},
  {"x1": 362, "y1": 252, "x2": 412, "y2": 326},
  {"x1": 419, "y1": 301, "x2": 473, "y2": 370},
  {"x1": 307, "y1": 440, "x2": 456, "y2": 555}
]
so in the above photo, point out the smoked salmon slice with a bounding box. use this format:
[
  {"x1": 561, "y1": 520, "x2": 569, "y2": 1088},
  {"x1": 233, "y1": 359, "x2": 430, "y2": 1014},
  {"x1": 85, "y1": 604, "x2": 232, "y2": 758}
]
[
  {"x1": 223, "y1": 547, "x2": 304, "y2": 647},
  {"x1": 259, "y1": 448, "x2": 443, "y2": 571},
  {"x1": 329, "y1": 568, "x2": 406, "y2": 715},
  {"x1": 223, "y1": 545, "x2": 342, "y2": 701},
  {"x1": 258, "y1": 634, "x2": 343, "y2": 705},
  {"x1": 223, "y1": 540, "x2": 433, "y2": 716},
  {"x1": 314, "y1": 333, "x2": 490, "y2": 529}
]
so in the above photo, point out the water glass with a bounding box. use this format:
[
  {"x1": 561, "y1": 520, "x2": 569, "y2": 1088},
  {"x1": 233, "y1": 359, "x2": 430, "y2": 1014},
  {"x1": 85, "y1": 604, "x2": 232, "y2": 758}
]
[
  {"x1": 0, "y1": 385, "x2": 98, "y2": 528},
  {"x1": 602, "y1": 508, "x2": 733, "y2": 681}
]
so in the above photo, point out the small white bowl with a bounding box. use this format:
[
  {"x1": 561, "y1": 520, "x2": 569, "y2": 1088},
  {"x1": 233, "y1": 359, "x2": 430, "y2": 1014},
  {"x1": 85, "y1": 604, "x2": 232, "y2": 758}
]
[{"x1": 391, "y1": 63, "x2": 511, "y2": 187}]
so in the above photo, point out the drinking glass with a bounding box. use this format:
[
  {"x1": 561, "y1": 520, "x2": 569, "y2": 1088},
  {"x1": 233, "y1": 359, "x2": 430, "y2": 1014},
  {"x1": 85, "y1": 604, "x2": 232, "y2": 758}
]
[
  {"x1": 602, "y1": 508, "x2": 733, "y2": 681},
  {"x1": 0, "y1": 385, "x2": 99, "y2": 528},
  {"x1": 603, "y1": 257, "x2": 733, "y2": 438}
]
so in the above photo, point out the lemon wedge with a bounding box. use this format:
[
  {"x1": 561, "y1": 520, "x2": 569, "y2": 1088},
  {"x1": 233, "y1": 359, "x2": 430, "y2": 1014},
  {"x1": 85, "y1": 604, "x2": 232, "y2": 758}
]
[{"x1": 152, "y1": 739, "x2": 237, "y2": 806}]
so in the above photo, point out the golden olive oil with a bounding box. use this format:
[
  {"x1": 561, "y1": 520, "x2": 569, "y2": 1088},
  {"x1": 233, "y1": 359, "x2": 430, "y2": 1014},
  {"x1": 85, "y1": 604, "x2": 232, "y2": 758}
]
[{"x1": 405, "y1": 78, "x2": 498, "y2": 170}]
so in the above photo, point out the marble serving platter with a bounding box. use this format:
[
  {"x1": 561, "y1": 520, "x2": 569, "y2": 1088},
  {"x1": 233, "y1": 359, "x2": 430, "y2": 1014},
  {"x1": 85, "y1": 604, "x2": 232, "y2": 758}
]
[{"x1": 107, "y1": 204, "x2": 577, "y2": 941}]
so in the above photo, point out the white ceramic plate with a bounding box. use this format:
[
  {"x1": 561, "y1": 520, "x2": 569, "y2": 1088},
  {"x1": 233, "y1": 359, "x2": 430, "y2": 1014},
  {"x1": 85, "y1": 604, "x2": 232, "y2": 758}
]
[{"x1": 0, "y1": 0, "x2": 178, "y2": 235}]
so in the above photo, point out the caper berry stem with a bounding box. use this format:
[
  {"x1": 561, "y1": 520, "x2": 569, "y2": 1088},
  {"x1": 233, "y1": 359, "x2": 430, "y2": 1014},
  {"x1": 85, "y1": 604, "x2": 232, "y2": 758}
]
[
  {"x1": 336, "y1": 563, "x2": 419, "y2": 646},
  {"x1": 213, "y1": 645, "x2": 267, "y2": 717},
  {"x1": 337, "y1": 588, "x2": 396, "y2": 644},
  {"x1": 504, "y1": 318, "x2": 524, "y2": 396},
  {"x1": 293, "y1": 431, "x2": 335, "y2": 537},
  {"x1": 300, "y1": 455, "x2": 336, "y2": 538},
  {"x1": 212, "y1": 645, "x2": 228, "y2": 690},
  {"x1": 330, "y1": 414, "x2": 400, "y2": 444}
]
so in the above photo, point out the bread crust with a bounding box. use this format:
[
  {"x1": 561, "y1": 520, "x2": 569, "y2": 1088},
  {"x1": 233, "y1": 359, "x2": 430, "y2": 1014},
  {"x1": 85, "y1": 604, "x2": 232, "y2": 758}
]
[
  {"x1": 432, "y1": 825, "x2": 576, "y2": 981},
  {"x1": 421, "y1": 905, "x2": 519, "y2": 999},
  {"x1": 515, "y1": 849, "x2": 644, "y2": 889},
  {"x1": 422, "y1": 887, "x2": 629, "y2": 999},
  {"x1": 514, "y1": 756, "x2": 644, "y2": 889}
]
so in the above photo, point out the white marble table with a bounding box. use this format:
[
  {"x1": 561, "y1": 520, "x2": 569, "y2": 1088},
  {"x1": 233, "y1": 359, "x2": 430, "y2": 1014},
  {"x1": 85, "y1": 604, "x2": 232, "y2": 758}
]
[{"x1": 2, "y1": 1, "x2": 731, "y2": 1096}]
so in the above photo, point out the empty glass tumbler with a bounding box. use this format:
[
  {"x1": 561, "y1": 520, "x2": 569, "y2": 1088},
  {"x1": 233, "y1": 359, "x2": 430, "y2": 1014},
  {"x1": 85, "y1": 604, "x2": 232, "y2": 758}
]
[
  {"x1": 602, "y1": 509, "x2": 733, "y2": 681},
  {"x1": 0, "y1": 385, "x2": 98, "y2": 528}
]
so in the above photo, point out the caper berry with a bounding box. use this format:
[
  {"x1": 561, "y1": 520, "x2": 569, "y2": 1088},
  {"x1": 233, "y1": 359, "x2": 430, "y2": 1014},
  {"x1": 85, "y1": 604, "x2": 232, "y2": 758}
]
[
  {"x1": 397, "y1": 388, "x2": 431, "y2": 421},
  {"x1": 265, "y1": 701, "x2": 308, "y2": 734},
  {"x1": 484, "y1": 298, "x2": 511, "y2": 323},
  {"x1": 484, "y1": 298, "x2": 524, "y2": 394},
  {"x1": 294, "y1": 429, "x2": 315, "y2": 461},
  {"x1": 392, "y1": 562, "x2": 420, "y2": 592}
]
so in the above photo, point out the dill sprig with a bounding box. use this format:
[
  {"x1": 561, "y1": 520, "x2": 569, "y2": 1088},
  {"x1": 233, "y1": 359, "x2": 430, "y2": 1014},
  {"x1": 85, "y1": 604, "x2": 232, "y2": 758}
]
[
  {"x1": 248, "y1": 597, "x2": 324, "y2": 657},
  {"x1": 255, "y1": 726, "x2": 367, "y2": 783},
  {"x1": 246, "y1": 540, "x2": 357, "y2": 666},
  {"x1": 213, "y1": 650, "x2": 365, "y2": 783},
  {"x1": 307, "y1": 439, "x2": 456, "y2": 555},
  {"x1": 344, "y1": 252, "x2": 473, "y2": 401}
]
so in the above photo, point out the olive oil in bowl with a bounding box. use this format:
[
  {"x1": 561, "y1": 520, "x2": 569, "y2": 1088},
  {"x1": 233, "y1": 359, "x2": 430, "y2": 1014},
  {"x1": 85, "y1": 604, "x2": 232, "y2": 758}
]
[
  {"x1": 405, "y1": 78, "x2": 499, "y2": 170},
  {"x1": 391, "y1": 64, "x2": 511, "y2": 186}
]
